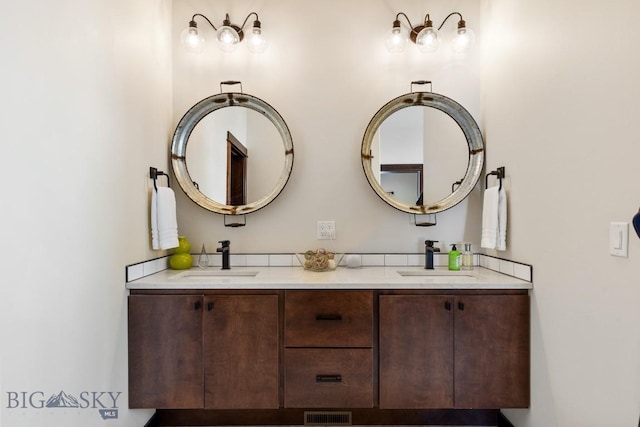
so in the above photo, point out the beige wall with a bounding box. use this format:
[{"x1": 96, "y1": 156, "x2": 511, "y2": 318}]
[
  {"x1": 483, "y1": 0, "x2": 640, "y2": 425},
  {"x1": 1, "y1": 0, "x2": 171, "y2": 425}
]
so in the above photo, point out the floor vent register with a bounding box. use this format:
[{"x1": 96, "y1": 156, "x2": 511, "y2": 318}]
[{"x1": 304, "y1": 411, "x2": 352, "y2": 426}]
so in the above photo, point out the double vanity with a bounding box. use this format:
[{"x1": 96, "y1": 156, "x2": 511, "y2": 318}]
[
  {"x1": 138, "y1": 77, "x2": 520, "y2": 425},
  {"x1": 127, "y1": 266, "x2": 531, "y2": 427}
]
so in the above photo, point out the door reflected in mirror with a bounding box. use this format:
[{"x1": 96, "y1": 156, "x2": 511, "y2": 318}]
[
  {"x1": 185, "y1": 106, "x2": 285, "y2": 206},
  {"x1": 380, "y1": 163, "x2": 423, "y2": 205},
  {"x1": 227, "y1": 131, "x2": 247, "y2": 206},
  {"x1": 373, "y1": 106, "x2": 468, "y2": 206}
]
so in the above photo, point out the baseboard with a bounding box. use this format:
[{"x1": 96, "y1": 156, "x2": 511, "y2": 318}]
[{"x1": 145, "y1": 408, "x2": 507, "y2": 426}]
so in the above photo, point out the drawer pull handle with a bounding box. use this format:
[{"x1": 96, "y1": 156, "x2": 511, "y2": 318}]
[
  {"x1": 316, "y1": 375, "x2": 342, "y2": 383},
  {"x1": 315, "y1": 314, "x2": 342, "y2": 321},
  {"x1": 194, "y1": 301, "x2": 201, "y2": 311}
]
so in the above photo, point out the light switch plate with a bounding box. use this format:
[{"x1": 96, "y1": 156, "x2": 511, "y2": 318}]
[{"x1": 610, "y1": 222, "x2": 629, "y2": 257}]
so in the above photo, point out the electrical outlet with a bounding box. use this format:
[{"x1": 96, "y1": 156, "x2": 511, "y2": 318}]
[{"x1": 317, "y1": 221, "x2": 336, "y2": 240}]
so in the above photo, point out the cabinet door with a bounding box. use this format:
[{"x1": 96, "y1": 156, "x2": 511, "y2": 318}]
[
  {"x1": 454, "y1": 295, "x2": 530, "y2": 408},
  {"x1": 203, "y1": 295, "x2": 280, "y2": 409},
  {"x1": 379, "y1": 295, "x2": 454, "y2": 408},
  {"x1": 128, "y1": 295, "x2": 203, "y2": 408}
]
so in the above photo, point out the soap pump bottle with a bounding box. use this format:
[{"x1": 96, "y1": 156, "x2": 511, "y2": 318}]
[
  {"x1": 448, "y1": 244, "x2": 461, "y2": 271},
  {"x1": 461, "y1": 243, "x2": 474, "y2": 271}
]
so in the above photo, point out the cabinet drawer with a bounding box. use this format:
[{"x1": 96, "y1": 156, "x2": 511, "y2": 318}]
[
  {"x1": 284, "y1": 348, "x2": 373, "y2": 408},
  {"x1": 284, "y1": 291, "x2": 373, "y2": 347}
]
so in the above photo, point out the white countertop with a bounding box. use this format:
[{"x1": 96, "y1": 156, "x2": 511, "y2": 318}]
[{"x1": 126, "y1": 266, "x2": 532, "y2": 290}]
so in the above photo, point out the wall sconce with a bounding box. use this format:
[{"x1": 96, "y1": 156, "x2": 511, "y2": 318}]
[
  {"x1": 386, "y1": 12, "x2": 474, "y2": 54},
  {"x1": 181, "y1": 12, "x2": 268, "y2": 54}
]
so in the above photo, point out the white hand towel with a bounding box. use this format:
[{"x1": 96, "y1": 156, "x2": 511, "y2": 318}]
[
  {"x1": 481, "y1": 186, "x2": 500, "y2": 249},
  {"x1": 151, "y1": 190, "x2": 159, "y2": 249},
  {"x1": 497, "y1": 187, "x2": 507, "y2": 251},
  {"x1": 151, "y1": 187, "x2": 179, "y2": 250}
]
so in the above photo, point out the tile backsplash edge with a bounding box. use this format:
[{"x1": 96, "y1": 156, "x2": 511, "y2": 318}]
[
  {"x1": 126, "y1": 253, "x2": 533, "y2": 283},
  {"x1": 478, "y1": 254, "x2": 533, "y2": 282},
  {"x1": 125, "y1": 256, "x2": 170, "y2": 283}
]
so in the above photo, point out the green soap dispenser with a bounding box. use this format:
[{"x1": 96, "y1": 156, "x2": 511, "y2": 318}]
[{"x1": 448, "y1": 244, "x2": 461, "y2": 271}]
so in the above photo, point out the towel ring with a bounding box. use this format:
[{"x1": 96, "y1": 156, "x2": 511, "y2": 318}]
[
  {"x1": 150, "y1": 167, "x2": 170, "y2": 191},
  {"x1": 485, "y1": 166, "x2": 505, "y2": 190}
]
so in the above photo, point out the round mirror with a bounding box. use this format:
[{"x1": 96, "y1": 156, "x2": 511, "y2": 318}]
[
  {"x1": 361, "y1": 91, "x2": 484, "y2": 214},
  {"x1": 171, "y1": 92, "x2": 294, "y2": 215}
]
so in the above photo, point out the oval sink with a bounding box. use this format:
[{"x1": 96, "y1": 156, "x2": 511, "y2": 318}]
[{"x1": 171, "y1": 270, "x2": 259, "y2": 279}]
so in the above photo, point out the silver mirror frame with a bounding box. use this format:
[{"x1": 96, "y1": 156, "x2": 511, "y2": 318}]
[
  {"x1": 171, "y1": 92, "x2": 294, "y2": 215},
  {"x1": 361, "y1": 91, "x2": 484, "y2": 214}
]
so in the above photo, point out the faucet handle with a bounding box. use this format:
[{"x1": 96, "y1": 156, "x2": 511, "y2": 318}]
[
  {"x1": 218, "y1": 240, "x2": 230, "y2": 247},
  {"x1": 425, "y1": 240, "x2": 439, "y2": 247}
]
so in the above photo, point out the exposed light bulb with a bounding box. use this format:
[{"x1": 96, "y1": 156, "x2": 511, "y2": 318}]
[
  {"x1": 216, "y1": 20, "x2": 240, "y2": 52},
  {"x1": 386, "y1": 20, "x2": 407, "y2": 53},
  {"x1": 416, "y1": 26, "x2": 439, "y2": 53},
  {"x1": 217, "y1": 26, "x2": 240, "y2": 52},
  {"x1": 181, "y1": 21, "x2": 205, "y2": 54},
  {"x1": 247, "y1": 22, "x2": 268, "y2": 53},
  {"x1": 452, "y1": 23, "x2": 475, "y2": 53}
]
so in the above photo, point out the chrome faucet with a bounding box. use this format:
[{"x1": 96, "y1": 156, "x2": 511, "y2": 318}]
[
  {"x1": 425, "y1": 240, "x2": 440, "y2": 270},
  {"x1": 217, "y1": 240, "x2": 231, "y2": 270}
]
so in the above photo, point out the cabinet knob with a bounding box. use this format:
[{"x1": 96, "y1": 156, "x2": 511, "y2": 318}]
[
  {"x1": 458, "y1": 301, "x2": 465, "y2": 311},
  {"x1": 194, "y1": 301, "x2": 202, "y2": 310},
  {"x1": 207, "y1": 302, "x2": 214, "y2": 311},
  {"x1": 445, "y1": 301, "x2": 452, "y2": 311}
]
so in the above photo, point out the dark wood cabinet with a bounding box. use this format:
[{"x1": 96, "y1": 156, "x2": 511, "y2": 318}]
[
  {"x1": 454, "y1": 295, "x2": 530, "y2": 408},
  {"x1": 284, "y1": 348, "x2": 374, "y2": 408},
  {"x1": 129, "y1": 287, "x2": 529, "y2": 422},
  {"x1": 379, "y1": 293, "x2": 529, "y2": 409},
  {"x1": 128, "y1": 293, "x2": 279, "y2": 409},
  {"x1": 379, "y1": 295, "x2": 454, "y2": 408},
  {"x1": 203, "y1": 295, "x2": 279, "y2": 409},
  {"x1": 128, "y1": 294, "x2": 204, "y2": 409},
  {"x1": 284, "y1": 290, "x2": 374, "y2": 408},
  {"x1": 284, "y1": 290, "x2": 373, "y2": 347}
]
